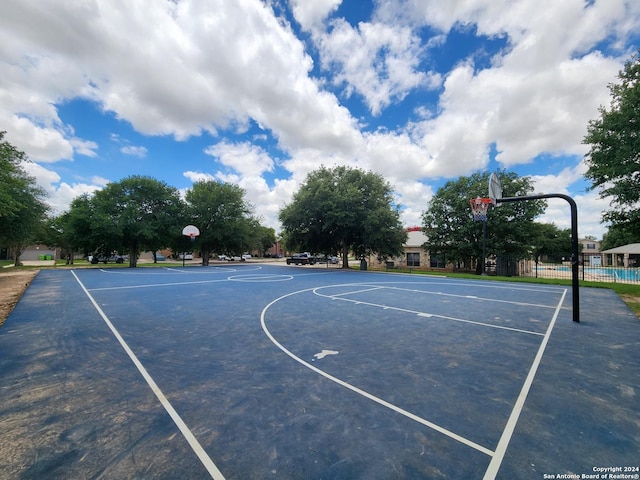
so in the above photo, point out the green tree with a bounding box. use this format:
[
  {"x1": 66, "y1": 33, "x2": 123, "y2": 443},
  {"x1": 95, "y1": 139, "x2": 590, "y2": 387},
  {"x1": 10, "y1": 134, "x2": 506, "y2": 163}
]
[
  {"x1": 529, "y1": 223, "x2": 573, "y2": 265},
  {"x1": 600, "y1": 224, "x2": 638, "y2": 251},
  {"x1": 255, "y1": 225, "x2": 277, "y2": 256},
  {"x1": 422, "y1": 171, "x2": 546, "y2": 274},
  {"x1": 583, "y1": 50, "x2": 640, "y2": 238},
  {"x1": 91, "y1": 176, "x2": 184, "y2": 267},
  {"x1": 279, "y1": 166, "x2": 407, "y2": 268},
  {"x1": 0, "y1": 132, "x2": 49, "y2": 266},
  {"x1": 184, "y1": 180, "x2": 255, "y2": 266},
  {"x1": 63, "y1": 194, "x2": 102, "y2": 258},
  {"x1": 42, "y1": 213, "x2": 75, "y2": 265}
]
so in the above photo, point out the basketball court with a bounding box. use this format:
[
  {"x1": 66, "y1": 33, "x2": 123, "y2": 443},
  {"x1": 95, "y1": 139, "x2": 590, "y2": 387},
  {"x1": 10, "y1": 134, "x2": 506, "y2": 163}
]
[{"x1": 1, "y1": 264, "x2": 638, "y2": 479}]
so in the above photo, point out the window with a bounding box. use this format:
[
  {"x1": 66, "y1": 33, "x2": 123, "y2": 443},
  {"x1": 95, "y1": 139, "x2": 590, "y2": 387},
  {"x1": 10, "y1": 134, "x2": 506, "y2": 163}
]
[
  {"x1": 430, "y1": 254, "x2": 445, "y2": 268},
  {"x1": 407, "y1": 252, "x2": 420, "y2": 267},
  {"x1": 586, "y1": 243, "x2": 596, "y2": 250}
]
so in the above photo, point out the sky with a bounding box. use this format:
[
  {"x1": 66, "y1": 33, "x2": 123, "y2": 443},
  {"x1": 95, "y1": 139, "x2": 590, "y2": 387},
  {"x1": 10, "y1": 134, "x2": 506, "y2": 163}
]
[{"x1": 1, "y1": 0, "x2": 639, "y2": 241}]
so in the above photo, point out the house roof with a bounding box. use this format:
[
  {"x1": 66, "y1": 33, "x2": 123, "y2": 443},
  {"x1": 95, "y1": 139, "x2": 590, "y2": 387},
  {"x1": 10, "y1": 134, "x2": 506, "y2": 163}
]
[
  {"x1": 405, "y1": 230, "x2": 428, "y2": 247},
  {"x1": 601, "y1": 243, "x2": 640, "y2": 254}
]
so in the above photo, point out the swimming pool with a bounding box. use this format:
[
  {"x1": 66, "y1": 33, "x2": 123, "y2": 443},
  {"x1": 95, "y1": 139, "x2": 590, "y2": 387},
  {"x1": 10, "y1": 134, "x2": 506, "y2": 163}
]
[
  {"x1": 585, "y1": 267, "x2": 640, "y2": 282},
  {"x1": 534, "y1": 265, "x2": 640, "y2": 282}
]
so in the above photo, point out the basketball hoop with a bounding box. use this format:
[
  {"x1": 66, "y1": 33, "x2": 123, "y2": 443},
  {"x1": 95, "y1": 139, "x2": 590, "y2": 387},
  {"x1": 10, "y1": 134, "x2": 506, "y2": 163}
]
[
  {"x1": 182, "y1": 225, "x2": 200, "y2": 239},
  {"x1": 470, "y1": 197, "x2": 493, "y2": 222}
]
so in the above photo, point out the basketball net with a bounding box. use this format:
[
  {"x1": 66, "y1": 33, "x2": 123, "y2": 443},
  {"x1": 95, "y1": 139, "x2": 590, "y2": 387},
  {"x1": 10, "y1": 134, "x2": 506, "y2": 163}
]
[{"x1": 470, "y1": 197, "x2": 493, "y2": 222}]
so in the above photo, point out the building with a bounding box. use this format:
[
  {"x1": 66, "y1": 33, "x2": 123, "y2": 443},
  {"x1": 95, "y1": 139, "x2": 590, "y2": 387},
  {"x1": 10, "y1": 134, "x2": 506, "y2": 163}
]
[
  {"x1": 579, "y1": 238, "x2": 601, "y2": 254},
  {"x1": 370, "y1": 227, "x2": 441, "y2": 270},
  {"x1": 601, "y1": 243, "x2": 640, "y2": 268},
  {"x1": 1, "y1": 245, "x2": 59, "y2": 262}
]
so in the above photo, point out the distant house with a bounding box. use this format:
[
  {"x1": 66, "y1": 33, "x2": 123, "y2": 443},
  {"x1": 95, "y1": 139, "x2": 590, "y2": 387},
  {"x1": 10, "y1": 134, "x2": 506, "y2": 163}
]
[
  {"x1": 369, "y1": 232, "x2": 612, "y2": 273},
  {"x1": 579, "y1": 238, "x2": 601, "y2": 254},
  {"x1": 2, "y1": 244, "x2": 59, "y2": 261},
  {"x1": 370, "y1": 227, "x2": 443, "y2": 270},
  {"x1": 402, "y1": 228, "x2": 429, "y2": 269}
]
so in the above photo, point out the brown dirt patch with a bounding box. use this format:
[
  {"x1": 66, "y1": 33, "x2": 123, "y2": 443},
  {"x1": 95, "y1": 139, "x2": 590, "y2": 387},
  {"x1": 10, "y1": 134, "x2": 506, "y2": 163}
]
[
  {"x1": 0, "y1": 270, "x2": 39, "y2": 328},
  {"x1": 620, "y1": 293, "x2": 640, "y2": 317}
]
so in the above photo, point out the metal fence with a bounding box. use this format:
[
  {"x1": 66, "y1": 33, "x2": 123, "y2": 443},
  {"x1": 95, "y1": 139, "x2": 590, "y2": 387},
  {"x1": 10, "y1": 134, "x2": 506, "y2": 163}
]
[
  {"x1": 487, "y1": 253, "x2": 640, "y2": 285},
  {"x1": 378, "y1": 252, "x2": 640, "y2": 285}
]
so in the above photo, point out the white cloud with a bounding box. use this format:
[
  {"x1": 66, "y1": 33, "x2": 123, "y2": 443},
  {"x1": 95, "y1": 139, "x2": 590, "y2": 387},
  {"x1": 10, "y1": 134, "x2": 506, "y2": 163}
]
[
  {"x1": 120, "y1": 145, "x2": 148, "y2": 158},
  {"x1": 1, "y1": 115, "x2": 73, "y2": 162},
  {"x1": 22, "y1": 161, "x2": 102, "y2": 214},
  {"x1": 183, "y1": 171, "x2": 216, "y2": 183},
  {"x1": 315, "y1": 19, "x2": 439, "y2": 115},
  {"x1": 393, "y1": 180, "x2": 435, "y2": 228},
  {"x1": 91, "y1": 176, "x2": 110, "y2": 187},
  {"x1": 529, "y1": 167, "x2": 611, "y2": 239},
  {"x1": 204, "y1": 141, "x2": 274, "y2": 177},
  {"x1": 289, "y1": 0, "x2": 342, "y2": 31},
  {"x1": 71, "y1": 138, "x2": 99, "y2": 157}
]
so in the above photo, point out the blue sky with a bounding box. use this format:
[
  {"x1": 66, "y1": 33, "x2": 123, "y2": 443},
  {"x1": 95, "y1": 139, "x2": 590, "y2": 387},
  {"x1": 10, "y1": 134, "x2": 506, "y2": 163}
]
[{"x1": 1, "y1": 0, "x2": 639, "y2": 239}]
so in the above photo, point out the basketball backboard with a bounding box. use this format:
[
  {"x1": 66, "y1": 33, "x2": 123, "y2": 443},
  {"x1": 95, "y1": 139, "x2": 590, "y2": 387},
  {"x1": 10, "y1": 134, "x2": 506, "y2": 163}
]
[
  {"x1": 488, "y1": 173, "x2": 502, "y2": 206},
  {"x1": 182, "y1": 225, "x2": 200, "y2": 238}
]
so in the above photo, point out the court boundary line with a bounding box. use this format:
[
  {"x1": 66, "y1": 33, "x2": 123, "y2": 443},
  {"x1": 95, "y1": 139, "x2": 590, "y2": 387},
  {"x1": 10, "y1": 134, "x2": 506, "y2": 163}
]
[
  {"x1": 482, "y1": 288, "x2": 568, "y2": 480},
  {"x1": 71, "y1": 271, "x2": 225, "y2": 480}
]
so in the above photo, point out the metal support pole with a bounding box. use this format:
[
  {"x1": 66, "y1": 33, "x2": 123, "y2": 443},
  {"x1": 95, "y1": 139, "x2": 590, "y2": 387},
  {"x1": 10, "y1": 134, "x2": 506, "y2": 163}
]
[
  {"x1": 497, "y1": 193, "x2": 580, "y2": 323},
  {"x1": 482, "y1": 220, "x2": 487, "y2": 275}
]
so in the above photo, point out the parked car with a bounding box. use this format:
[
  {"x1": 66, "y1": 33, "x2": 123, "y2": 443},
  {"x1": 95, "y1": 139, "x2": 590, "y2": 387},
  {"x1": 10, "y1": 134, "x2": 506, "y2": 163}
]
[
  {"x1": 178, "y1": 252, "x2": 193, "y2": 260},
  {"x1": 217, "y1": 254, "x2": 229, "y2": 261},
  {"x1": 155, "y1": 252, "x2": 166, "y2": 261},
  {"x1": 286, "y1": 252, "x2": 316, "y2": 265}
]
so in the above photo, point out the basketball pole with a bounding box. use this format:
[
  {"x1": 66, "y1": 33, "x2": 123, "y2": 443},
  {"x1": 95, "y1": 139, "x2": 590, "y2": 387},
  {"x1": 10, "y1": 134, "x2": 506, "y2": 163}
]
[
  {"x1": 482, "y1": 219, "x2": 487, "y2": 275},
  {"x1": 497, "y1": 193, "x2": 580, "y2": 323}
]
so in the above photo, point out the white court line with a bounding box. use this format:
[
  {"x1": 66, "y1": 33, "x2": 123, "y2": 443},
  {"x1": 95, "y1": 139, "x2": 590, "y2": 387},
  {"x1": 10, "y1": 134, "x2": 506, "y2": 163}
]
[
  {"x1": 313, "y1": 286, "x2": 545, "y2": 336},
  {"x1": 88, "y1": 278, "x2": 231, "y2": 291},
  {"x1": 384, "y1": 285, "x2": 562, "y2": 310},
  {"x1": 167, "y1": 266, "x2": 262, "y2": 274},
  {"x1": 260, "y1": 287, "x2": 494, "y2": 457},
  {"x1": 71, "y1": 271, "x2": 225, "y2": 480},
  {"x1": 328, "y1": 294, "x2": 544, "y2": 336},
  {"x1": 482, "y1": 288, "x2": 568, "y2": 480},
  {"x1": 97, "y1": 265, "x2": 262, "y2": 274},
  {"x1": 327, "y1": 286, "x2": 386, "y2": 297}
]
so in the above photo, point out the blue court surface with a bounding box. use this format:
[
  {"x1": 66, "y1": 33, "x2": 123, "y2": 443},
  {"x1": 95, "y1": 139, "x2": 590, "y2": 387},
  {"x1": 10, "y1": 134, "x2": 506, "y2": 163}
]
[{"x1": 1, "y1": 264, "x2": 638, "y2": 479}]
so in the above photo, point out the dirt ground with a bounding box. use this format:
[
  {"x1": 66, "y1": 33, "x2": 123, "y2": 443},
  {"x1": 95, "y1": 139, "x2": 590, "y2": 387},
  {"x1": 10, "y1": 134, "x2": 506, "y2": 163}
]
[{"x1": 0, "y1": 269, "x2": 39, "y2": 328}]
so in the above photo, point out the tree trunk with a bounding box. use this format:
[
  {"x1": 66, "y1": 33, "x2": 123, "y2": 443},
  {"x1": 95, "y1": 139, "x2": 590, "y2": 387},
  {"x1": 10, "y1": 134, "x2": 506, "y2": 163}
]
[
  {"x1": 341, "y1": 243, "x2": 349, "y2": 269},
  {"x1": 128, "y1": 241, "x2": 138, "y2": 268},
  {"x1": 201, "y1": 248, "x2": 210, "y2": 266},
  {"x1": 475, "y1": 258, "x2": 483, "y2": 275}
]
